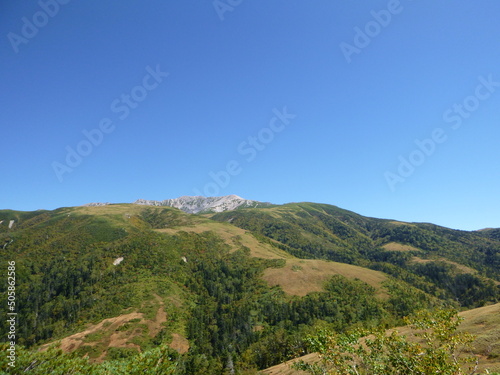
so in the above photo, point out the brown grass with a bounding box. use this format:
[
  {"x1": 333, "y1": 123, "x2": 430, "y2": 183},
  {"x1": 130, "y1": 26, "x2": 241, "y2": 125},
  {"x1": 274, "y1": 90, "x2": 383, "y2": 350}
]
[
  {"x1": 261, "y1": 353, "x2": 319, "y2": 375},
  {"x1": 261, "y1": 259, "x2": 387, "y2": 298},
  {"x1": 383, "y1": 242, "x2": 421, "y2": 252},
  {"x1": 169, "y1": 333, "x2": 189, "y2": 354},
  {"x1": 72, "y1": 203, "x2": 150, "y2": 216},
  {"x1": 394, "y1": 303, "x2": 500, "y2": 373},
  {"x1": 146, "y1": 294, "x2": 167, "y2": 338},
  {"x1": 459, "y1": 303, "x2": 500, "y2": 371},
  {"x1": 74, "y1": 204, "x2": 292, "y2": 260}
]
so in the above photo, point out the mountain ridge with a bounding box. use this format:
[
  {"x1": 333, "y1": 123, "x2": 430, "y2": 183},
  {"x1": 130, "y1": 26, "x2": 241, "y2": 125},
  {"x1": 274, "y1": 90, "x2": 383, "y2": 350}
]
[{"x1": 82, "y1": 194, "x2": 273, "y2": 214}]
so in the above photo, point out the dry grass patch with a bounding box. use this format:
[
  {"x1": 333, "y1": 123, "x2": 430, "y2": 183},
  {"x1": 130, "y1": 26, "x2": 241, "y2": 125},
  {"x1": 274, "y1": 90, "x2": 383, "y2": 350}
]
[
  {"x1": 156, "y1": 220, "x2": 291, "y2": 259},
  {"x1": 459, "y1": 303, "x2": 500, "y2": 371},
  {"x1": 40, "y1": 295, "x2": 172, "y2": 363},
  {"x1": 383, "y1": 242, "x2": 421, "y2": 252},
  {"x1": 72, "y1": 204, "x2": 149, "y2": 216},
  {"x1": 410, "y1": 256, "x2": 481, "y2": 276},
  {"x1": 262, "y1": 259, "x2": 387, "y2": 297},
  {"x1": 261, "y1": 353, "x2": 320, "y2": 375},
  {"x1": 393, "y1": 303, "x2": 500, "y2": 373},
  {"x1": 40, "y1": 311, "x2": 144, "y2": 361},
  {"x1": 388, "y1": 221, "x2": 416, "y2": 227},
  {"x1": 170, "y1": 333, "x2": 189, "y2": 354}
]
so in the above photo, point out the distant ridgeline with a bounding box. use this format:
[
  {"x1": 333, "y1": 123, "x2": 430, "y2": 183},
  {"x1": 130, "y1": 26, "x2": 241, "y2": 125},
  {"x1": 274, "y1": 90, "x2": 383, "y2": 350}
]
[
  {"x1": 0, "y1": 196, "x2": 498, "y2": 373},
  {"x1": 83, "y1": 194, "x2": 274, "y2": 213}
]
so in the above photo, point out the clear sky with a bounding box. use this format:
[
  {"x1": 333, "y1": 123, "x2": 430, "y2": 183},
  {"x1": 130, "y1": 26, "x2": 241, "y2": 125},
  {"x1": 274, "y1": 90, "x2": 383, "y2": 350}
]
[{"x1": 1, "y1": 1, "x2": 499, "y2": 231}]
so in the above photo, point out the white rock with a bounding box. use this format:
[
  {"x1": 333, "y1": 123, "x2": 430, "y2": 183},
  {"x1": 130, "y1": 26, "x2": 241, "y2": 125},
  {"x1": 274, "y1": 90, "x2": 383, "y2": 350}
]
[{"x1": 133, "y1": 195, "x2": 270, "y2": 214}]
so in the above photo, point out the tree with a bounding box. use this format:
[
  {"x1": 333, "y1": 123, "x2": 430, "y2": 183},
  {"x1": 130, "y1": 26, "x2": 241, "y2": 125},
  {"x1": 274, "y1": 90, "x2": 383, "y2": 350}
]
[{"x1": 294, "y1": 309, "x2": 497, "y2": 375}]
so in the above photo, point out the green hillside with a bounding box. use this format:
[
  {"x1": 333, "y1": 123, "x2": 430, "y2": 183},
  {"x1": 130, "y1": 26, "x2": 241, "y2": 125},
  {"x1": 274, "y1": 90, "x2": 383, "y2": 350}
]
[
  {"x1": 212, "y1": 202, "x2": 500, "y2": 307},
  {"x1": 0, "y1": 202, "x2": 499, "y2": 374}
]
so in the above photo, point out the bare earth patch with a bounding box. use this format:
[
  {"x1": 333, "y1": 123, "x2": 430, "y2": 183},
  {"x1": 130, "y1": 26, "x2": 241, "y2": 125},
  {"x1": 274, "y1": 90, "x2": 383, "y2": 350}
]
[
  {"x1": 146, "y1": 294, "x2": 168, "y2": 338},
  {"x1": 169, "y1": 333, "x2": 189, "y2": 354},
  {"x1": 40, "y1": 294, "x2": 185, "y2": 362}
]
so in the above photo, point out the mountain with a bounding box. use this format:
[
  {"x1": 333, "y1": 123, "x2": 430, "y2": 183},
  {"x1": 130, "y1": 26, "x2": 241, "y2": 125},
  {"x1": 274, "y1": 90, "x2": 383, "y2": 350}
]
[
  {"x1": 0, "y1": 201, "x2": 498, "y2": 374},
  {"x1": 83, "y1": 195, "x2": 272, "y2": 214}
]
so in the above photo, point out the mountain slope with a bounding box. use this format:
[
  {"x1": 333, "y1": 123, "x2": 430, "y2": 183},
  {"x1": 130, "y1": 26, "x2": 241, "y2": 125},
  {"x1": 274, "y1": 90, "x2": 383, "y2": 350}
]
[
  {"x1": 211, "y1": 201, "x2": 500, "y2": 279},
  {"x1": 211, "y1": 202, "x2": 500, "y2": 307},
  {"x1": 0, "y1": 201, "x2": 499, "y2": 373}
]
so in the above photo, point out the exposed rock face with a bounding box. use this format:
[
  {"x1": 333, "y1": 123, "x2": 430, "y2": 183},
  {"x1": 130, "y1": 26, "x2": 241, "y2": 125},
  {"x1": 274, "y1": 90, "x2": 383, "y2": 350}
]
[
  {"x1": 133, "y1": 195, "x2": 270, "y2": 214},
  {"x1": 82, "y1": 195, "x2": 271, "y2": 214}
]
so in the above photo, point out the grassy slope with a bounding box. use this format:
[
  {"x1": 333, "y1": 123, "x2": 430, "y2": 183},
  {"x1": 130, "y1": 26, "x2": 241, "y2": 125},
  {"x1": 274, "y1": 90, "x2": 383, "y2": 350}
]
[
  {"x1": 40, "y1": 293, "x2": 189, "y2": 363},
  {"x1": 155, "y1": 219, "x2": 291, "y2": 259},
  {"x1": 261, "y1": 259, "x2": 388, "y2": 298},
  {"x1": 153, "y1": 211, "x2": 390, "y2": 297},
  {"x1": 43, "y1": 205, "x2": 392, "y2": 356},
  {"x1": 261, "y1": 303, "x2": 500, "y2": 374}
]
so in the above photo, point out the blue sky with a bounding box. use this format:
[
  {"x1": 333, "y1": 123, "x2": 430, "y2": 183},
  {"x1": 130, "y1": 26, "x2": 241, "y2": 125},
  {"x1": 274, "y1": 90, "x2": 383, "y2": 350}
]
[{"x1": 1, "y1": 1, "x2": 500, "y2": 230}]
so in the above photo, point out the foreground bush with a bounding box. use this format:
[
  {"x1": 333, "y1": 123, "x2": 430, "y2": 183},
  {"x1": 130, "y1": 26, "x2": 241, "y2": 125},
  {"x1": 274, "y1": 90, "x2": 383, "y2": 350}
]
[{"x1": 295, "y1": 309, "x2": 498, "y2": 375}]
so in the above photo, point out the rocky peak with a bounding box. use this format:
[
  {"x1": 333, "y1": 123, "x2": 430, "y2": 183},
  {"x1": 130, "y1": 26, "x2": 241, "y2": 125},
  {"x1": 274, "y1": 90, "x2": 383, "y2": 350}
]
[{"x1": 133, "y1": 195, "x2": 270, "y2": 214}]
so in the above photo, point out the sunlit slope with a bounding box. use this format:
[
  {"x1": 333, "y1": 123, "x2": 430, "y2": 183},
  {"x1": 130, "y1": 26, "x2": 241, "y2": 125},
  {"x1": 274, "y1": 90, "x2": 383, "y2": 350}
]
[
  {"x1": 262, "y1": 303, "x2": 500, "y2": 374},
  {"x1": 262, "y1": 258, "x2": 388, "y2": 298},
  {"x1": 212, "y1": 202, "x2": 499, "y2": 275}
]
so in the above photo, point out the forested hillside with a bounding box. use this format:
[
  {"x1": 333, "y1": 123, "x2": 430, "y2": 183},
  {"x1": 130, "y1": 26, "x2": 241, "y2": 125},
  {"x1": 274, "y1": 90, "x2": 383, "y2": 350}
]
[
  {"x1": 0, "y1": 202, "x2": 498, "y2": 374},
  {"x1": 212, "y1": 203, "x2": 500, "y2": 307}
]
